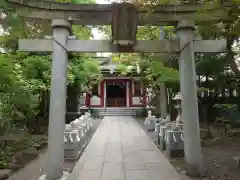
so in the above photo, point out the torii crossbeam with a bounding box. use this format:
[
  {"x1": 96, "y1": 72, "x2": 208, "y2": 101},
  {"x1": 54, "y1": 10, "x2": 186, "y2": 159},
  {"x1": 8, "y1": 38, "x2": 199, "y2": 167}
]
[
  {"x1": 6, "y1": 0, "x2": 236, "y2": 179},
  {"x1": 19, "y1": 39, "x2": 227, "y2": 53},
  {"x1": 7, "y1": 0, "x2": 239, "y2": 25}
]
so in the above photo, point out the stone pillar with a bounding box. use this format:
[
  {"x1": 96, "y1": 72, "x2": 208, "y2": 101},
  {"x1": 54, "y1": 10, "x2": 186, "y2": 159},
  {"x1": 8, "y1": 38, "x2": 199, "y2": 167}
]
[
  {"x1": 160, "y1": 83, "x2": 167, "y2": 118},
  {"x1": 159, "y1": 27, "x2": 168, "y2": 118},
  {"x1": 104, "y1": 82, "x2": 106, "y2": 107},
  {"x1": 126, "y1": 82, "x2": 129, "y2": 107},
  {"x1": 46, "y1": 19, "x2": 70, "y2": 180},
  {"x1": 176, "y1": 20, "x2": 203, "y2": 177}
]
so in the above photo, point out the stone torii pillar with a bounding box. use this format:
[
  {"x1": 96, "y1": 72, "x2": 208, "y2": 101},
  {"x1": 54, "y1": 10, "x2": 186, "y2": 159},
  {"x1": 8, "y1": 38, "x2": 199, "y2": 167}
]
[
  {"x1": 159, "y1": 26, "x2": 168, "y2": 119},
  {"x1": 40, "y1": 19, "x2": 70, "y2": 180},
  {"x1": 176, "y1": 20, "x2": 202, "y2": 177}
]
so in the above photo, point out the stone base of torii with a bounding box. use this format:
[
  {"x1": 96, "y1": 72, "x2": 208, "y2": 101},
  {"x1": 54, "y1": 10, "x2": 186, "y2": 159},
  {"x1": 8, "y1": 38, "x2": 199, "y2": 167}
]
[{"x1": 39, "y1": 172, "x2": 69, "y2": 180}]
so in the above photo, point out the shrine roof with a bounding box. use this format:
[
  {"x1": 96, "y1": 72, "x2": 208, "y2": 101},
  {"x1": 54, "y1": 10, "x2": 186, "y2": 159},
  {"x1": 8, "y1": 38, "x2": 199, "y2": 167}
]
[{"x1": 100, "y1": 62, "x2": 140, "y2": 74}]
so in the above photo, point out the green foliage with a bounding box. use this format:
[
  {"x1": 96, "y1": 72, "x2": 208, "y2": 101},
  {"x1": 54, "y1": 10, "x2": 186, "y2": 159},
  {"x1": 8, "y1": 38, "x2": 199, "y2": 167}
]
[
  {"x1": 116, "y1": 63, "x2": 132, "y2": 75},
  {"x1": 195, "y1": 54, "x2": 226, "y2": 75},
  {"x1": 110, "y1": 52, "x2": 179, "y2": 92},
  {"x1": 0, "y1": 0, "x2": 102, "y2": 168},
  {"x1": 137, "y1": 26, "x2": 174, "y2": 40},
  {"x1": 69, "y1": 56, "x2": 102, "y2": 88},
  {"x1": 0, "y1": 54, "x2": 100, "y2": 133},
  {"x1": 0, "y1": 53, "x2": 44, "y2": 132},
  {"x1": 141, "y1": 55, "x2": 179, "y2": 90},
  {"x1": 0, "y1": 0, "x2": 101, "y2": 135},
  {"x1": 197, "y1": 87, "x2": 209, "y2": 92},
  {"x1": 214, "y1": 104, "x2": 240, "y2": 125}
]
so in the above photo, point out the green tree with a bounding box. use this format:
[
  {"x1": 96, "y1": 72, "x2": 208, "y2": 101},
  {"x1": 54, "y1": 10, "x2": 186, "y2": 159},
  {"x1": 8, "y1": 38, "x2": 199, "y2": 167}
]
[{"x1": 0, "y1": 0, "x2": 101, "y2": 133}]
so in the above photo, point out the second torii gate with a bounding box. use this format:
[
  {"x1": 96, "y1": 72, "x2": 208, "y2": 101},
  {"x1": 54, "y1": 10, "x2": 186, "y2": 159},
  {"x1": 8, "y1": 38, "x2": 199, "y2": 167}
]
[{"x1": 7, "y1": 0, "x2": 234, "y2": 179}]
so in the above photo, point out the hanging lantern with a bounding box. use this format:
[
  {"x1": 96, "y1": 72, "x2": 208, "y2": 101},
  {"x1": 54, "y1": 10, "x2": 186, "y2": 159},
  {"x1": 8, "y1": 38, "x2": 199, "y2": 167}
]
[{"x1": 111, "y1": 2, "x2": 137, "y2": 52}]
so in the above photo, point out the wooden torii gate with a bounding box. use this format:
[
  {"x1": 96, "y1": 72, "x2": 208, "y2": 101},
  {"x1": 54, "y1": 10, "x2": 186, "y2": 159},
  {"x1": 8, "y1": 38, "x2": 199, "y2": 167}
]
[{"x1": 6, "y1": 0, "x2": 238, "y2": 179}]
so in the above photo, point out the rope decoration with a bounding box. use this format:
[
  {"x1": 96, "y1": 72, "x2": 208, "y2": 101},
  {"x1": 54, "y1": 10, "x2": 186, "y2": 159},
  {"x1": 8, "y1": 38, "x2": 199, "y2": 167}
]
[{"x1": 52, "y1": 37, "x2": 68, "y2": 54}]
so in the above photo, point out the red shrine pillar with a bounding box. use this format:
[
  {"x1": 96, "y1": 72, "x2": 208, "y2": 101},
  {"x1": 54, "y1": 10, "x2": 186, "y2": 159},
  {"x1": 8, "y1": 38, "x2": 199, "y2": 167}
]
[{"x1": 85, "y1": 92, "x2": 91, "y2": 107}]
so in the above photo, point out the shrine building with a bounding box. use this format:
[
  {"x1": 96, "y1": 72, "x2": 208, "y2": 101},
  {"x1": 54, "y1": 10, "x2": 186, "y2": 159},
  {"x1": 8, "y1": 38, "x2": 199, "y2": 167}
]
[{"x1": 83, "y1": 57, "x2": 148, "y2": 116}]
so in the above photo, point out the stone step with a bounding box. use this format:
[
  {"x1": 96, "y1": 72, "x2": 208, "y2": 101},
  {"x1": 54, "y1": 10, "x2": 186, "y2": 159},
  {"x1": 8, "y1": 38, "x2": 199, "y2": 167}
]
[
  {"x1": 99, "y1": 112, "x2": 136, "y2": 116},
  {"x1": 95, "y1": 108, "x2": 139, "y2": 116},
  {"x1": 99, "y1": 113, "x2": 136, "y2": 116}
]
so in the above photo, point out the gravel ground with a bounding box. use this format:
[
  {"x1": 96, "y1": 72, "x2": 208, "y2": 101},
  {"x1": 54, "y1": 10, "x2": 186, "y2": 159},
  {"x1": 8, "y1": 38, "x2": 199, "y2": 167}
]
[
  {"x1": 7, "y1": 118, "x2": 102, "y2": 180},
  {"x1": 137, "y1": 118, "x2": 240, "y2": 180},
  {"x1": 201, "y1": 137, "x2": 240, "y2": 180}
]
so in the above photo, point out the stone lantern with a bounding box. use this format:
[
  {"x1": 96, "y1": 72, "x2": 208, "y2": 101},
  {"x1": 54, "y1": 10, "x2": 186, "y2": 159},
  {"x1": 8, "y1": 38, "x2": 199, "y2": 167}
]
[
  {"x1": 111, "y1": 2, "x2": 137, "y2": 52},
  {"x1": 172, "y1": 92, "x2": 183, "y2": 128}
]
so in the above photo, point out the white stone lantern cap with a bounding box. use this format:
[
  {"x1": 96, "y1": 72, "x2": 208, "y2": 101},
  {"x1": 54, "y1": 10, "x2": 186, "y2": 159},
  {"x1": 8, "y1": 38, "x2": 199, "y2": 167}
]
[
  {"x1": 70, "y1": 121, "x2": 79, "y2": 128},
  {"x1": 65, "y1": 124, "x2": 72, "y2": 132},
  {"x1": 173, "y1": 92, "x2": 182, "y2": 100}
]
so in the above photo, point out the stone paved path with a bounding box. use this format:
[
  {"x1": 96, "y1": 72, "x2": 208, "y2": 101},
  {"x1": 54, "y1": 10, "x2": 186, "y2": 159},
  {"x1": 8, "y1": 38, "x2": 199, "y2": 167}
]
[{"x1": 69, "y1": 116, "x2": 181, "y2": 180}]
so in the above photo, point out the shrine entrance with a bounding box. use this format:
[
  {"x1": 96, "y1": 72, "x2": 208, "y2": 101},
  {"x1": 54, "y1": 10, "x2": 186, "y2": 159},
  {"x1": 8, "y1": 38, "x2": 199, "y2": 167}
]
[
  {"x1": 10, "y1": 0, "x2": 234, "y2": 179},
  {"x1": 106, "y1": 83, "x2": 126, "y2": 107}
]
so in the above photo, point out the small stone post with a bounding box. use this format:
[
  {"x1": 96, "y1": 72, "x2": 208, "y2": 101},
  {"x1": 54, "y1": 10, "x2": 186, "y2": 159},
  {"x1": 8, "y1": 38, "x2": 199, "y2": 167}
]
[
  {"x1": 45, "y1": 19, "x2": 70, "y2": 180},
  {"x1": 176, "y1": 20, "x2": 203, "y2": 177},
  {"x1": 159, "y1": 26, "x2": 168, "y2": 118}
]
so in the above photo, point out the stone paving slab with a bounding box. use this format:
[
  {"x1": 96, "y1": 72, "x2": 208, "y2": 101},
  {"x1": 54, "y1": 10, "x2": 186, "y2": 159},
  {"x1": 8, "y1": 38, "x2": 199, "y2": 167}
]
[{"x1": 69, "y1": 116, "x2": 181, "y2": 180}]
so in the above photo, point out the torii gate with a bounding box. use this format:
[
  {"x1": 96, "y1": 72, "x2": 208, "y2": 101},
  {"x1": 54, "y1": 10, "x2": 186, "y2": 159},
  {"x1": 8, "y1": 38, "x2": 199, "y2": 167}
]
[{"x1": 7, "y1": 0, "x2": 237, "y2": 179}]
